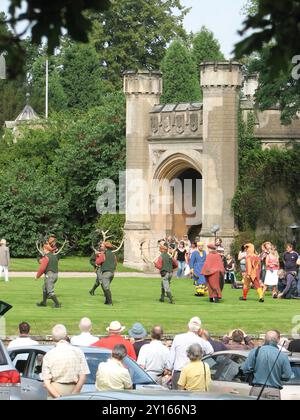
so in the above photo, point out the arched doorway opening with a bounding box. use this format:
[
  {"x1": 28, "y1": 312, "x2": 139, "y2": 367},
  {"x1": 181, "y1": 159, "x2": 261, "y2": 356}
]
[
  {"x1": 152, "y1": 154, "x2": 203, "y2": 242},
  {"x1": 171, "y1": 168, "x2": 202, "y2": 241}
]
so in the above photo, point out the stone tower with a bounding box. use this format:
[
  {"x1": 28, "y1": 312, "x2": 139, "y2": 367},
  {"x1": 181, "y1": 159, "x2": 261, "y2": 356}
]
[
  {"x1": 200, "y1": 62, "x2": 243, "y2": 246},
  {"x1": 123, "y1": 70, "x2": 163, "y2": 270},
  {"x1": 123, "y1": 63, "x2": 243, "y2": 271}
]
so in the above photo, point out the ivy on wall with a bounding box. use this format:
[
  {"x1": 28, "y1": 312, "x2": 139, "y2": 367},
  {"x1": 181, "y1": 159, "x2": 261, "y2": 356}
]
[{"x1": 232, "y1": 110, "x2": 300, "y2": 252}]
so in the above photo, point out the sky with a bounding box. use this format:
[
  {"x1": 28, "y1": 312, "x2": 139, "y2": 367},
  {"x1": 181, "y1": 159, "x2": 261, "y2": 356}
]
[{"x1": 0, "y1": 0, "x2": 246, "y2": 58}]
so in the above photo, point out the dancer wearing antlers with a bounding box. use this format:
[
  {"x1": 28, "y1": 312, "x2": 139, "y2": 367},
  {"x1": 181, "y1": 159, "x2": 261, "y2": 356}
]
[
  {"x1": 89, "y1": 230, "x2": 124, "y2": 305},
  {"x1": 35, "y1": 235, "x2": 67, "y2": 308},
  {"x1": 155, "y1": 242, "x2": 178, "y2": 304}
]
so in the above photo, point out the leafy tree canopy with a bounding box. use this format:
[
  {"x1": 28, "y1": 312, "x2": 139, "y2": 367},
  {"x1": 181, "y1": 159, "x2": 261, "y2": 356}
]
[
  {"x1": 0, "y1": 0, "x2": 111, "y2": 78},
  {"x1": 90, "y1": 0, "x2": 189, "y2": 88},
  {"x1": 235, "y1": 0, "x2": 300, "y2": 77}
]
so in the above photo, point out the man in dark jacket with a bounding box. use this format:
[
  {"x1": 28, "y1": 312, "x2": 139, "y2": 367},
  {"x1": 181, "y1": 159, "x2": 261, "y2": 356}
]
[{"x1": 155, "y1": 242, "x2": 178, "y2": 304}]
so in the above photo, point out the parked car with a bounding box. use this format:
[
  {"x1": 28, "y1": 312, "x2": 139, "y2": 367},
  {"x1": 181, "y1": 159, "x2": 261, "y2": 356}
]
[
  {"x1": 203, "y1": 350, "x2": 300, "y2": 400},
  {"x1": 57, "y1": 390, "x2": 257, "y2": 400},
  {"x1": 0, "y1": 301, "x2": 21, "y2": 400},
  {"x1": 8, "y1": 345, "x2": 162, "y2": 400}
]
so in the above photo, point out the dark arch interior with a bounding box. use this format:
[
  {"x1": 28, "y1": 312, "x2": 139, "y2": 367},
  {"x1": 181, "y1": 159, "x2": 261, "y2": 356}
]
[{"x1": 171, "y1": 167, "x2": 202, "y2": 242}]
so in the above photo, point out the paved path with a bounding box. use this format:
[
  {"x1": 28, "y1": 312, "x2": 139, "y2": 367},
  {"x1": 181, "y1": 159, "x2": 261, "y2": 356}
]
[{"x1": 9, "y1": 271, "x2": 155, "y2": 278}]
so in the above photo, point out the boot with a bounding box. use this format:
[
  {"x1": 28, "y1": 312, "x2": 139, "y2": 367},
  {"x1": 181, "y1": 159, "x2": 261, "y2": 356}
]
[
  {"x1": 257, "y1": 288, "x2": 264, "y2": 303},
  {"x1": 89, "y1": 284, "x2": 98, "y2": 296},
  {"x1": 214, "y1": 297, "x2": 220, "y2": 304},
  {"x1": 166, "y1": 292, "x2": 174, "y2": 304},
  {"x1": 36, "y1": 292, "x2": 47, "y2": 307},
  {"x1": 50, "y1": 295, "x2": 61, "y2": 308},
  {"x1": 104, "y1": 290, "x2": 113, "y2": 306},
  {"x1": 159, "y1": 288, "x2": 165, "y2": 303}
]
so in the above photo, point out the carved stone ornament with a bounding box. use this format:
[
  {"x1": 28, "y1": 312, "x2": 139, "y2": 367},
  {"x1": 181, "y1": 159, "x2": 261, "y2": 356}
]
[
  {"x1": 162, "y1": 114, "x2": 172, "y2": 133},
  {"x1": 152, "y1": 149, "x2": 166, "y2": 166},
  {"x1": 150, "y1": 115, "x2": 159, "y2": 134},
  {"x1": 190, "y1": 113, "x2": 199, "y2": 132},
  {"x1": 176, "y1": 114, "x2": 185, "y2": 134}
]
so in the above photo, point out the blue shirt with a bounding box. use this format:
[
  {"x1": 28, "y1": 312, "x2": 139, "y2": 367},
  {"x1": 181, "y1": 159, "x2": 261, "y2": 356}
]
[{"x1": 242, "y1": 343, "x2": 293, "y2": 389}]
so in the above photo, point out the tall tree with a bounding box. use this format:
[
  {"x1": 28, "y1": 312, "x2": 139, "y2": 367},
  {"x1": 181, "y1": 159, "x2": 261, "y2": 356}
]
[
  {"x1": 60, "y1": 41, "x2": 110, "y2": 110},
  {"x1": 160, "y1": 39, "x2": 201, "y2": 104},
  {"x1": 90, "y1": 0, "x2": 189, "y2": 88},
  {"x1": 192, "y1": 26, "x2": 224, "y2": 70}
]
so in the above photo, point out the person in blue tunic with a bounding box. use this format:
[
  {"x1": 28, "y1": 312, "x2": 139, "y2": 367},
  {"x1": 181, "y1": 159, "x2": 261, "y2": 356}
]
[{"x1": 189, "y1": 242, "x2": 207, "y2": 288}]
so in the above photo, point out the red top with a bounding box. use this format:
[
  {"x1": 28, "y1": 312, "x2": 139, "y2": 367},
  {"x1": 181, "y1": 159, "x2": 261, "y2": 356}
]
[
  {"x1": 201, "y1": 252, "x2": 225, "y2": 277},
  {"x1": 36, "y1": 256, "x2": 49, "y2": 279},
  {"x1": 266, "y1": 254, "x2": 280, "y2": 271},
  {"x1": 92, "y1": 334, "x2": 137, "y2": 360},
  {"x1": 95, "y1": 253, "x2": 105, "y2": 266}
]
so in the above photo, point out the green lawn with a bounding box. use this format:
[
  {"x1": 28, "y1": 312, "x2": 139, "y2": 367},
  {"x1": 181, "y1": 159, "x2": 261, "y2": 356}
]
[
  {"x1": 0, "y1": 277, "x2": 299, "y2": 337},
  {"x1": 10, "y1": 257, "x2": 140, "y2": 273}
]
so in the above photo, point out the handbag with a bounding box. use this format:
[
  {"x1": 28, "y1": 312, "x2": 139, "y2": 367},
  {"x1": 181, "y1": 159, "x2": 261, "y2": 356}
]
[{"x1": 184, "y1": 265, "x2": 191, "y2": 276}]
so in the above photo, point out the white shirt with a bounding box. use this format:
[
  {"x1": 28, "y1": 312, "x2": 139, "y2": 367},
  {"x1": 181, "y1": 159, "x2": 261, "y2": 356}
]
[
  {"x1": 7, "y1": 336, "x2": 39, "y2": 350},
  {"x1": 137, "y1": 340, "x2": 169, "y2": 380},
  {"x1": 70, "y1": 332, "x2": 98, "y2": 347},
  {"x1": 167, "y1": 332, "x2": 213, "y2": 372}
]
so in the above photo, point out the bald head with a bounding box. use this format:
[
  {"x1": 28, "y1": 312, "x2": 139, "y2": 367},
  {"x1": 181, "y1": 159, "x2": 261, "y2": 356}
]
[
  {"x1": 151, "y1": 325, "x2": 163, "y2": 341},
  {"x1": 265, "y1": 331, "x2": 280, "y2": 345}
]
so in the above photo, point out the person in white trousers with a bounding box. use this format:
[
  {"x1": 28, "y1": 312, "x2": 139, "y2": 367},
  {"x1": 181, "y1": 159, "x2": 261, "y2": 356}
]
[{"x1": 0, "y1": 239, "x2": 10, "y2": 282}]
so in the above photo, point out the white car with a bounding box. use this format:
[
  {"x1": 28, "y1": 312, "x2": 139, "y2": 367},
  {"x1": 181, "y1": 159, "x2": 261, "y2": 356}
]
[
  {"x1": 0, "y1": 301, "x2": 21, "y2": 400},
  {"x1": 203, "y1": 350, "x2": 300, "y2": 400}
]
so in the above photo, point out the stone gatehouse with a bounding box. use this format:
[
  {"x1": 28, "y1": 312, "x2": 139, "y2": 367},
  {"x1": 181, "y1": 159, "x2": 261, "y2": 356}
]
[{"x1": 123, "y1": 62, "x2": 300, "y2": 271}]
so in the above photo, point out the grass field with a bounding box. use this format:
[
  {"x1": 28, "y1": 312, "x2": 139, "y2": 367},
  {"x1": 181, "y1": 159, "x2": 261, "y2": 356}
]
[
  {"x1": 1, "y1": 276, "x2": 299, "y2": 337},
  {"x1": 10, "y1": 257, "x2": 139, "y2": 273}
]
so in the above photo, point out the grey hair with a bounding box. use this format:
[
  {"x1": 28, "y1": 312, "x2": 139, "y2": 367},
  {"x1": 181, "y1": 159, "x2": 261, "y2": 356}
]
[
  {"x1": 112, "y1": 344, "x2": 127, "y2": 361},
  {"x1": 52, "y1": 324, "x2": 68, "y2": 342},
  {"x1": 79, "y1": 317, "x2": 92, "y2": 333},
  {"x1": 187, "y1": 343, "x2": 203, "y2": 362}
]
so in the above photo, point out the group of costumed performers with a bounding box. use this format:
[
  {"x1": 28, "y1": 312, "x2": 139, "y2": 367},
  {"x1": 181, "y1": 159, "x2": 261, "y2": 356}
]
[
  {"x1": 89, "y1": 241, "x2": 117, "y2": 306},
  {"x1": 35, "y1": 236, "x2": 61, "y2": 308}
]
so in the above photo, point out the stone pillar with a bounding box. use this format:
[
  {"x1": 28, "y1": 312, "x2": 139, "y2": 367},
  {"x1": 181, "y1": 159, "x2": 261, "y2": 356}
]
[
  {"x1": 200, "y1": 62, "x2": 243, "y2": 249},
  {"x1": 123, "y1": 70, "x2": 163, "y2": 270}
]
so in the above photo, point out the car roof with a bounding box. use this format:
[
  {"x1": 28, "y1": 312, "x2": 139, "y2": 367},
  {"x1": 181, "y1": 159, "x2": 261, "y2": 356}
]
[
  {"x1": 205, "y1": 350, "x2": 300, "y2": 362},
  {"x1": 8, "y1": 345, "x2": 113, "y2": 353}
]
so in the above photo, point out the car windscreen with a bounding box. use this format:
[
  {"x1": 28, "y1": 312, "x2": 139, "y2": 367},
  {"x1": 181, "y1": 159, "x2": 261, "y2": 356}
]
[
  {"x1": 0, "y1": 342, "x2": 8, "y2": 366},
  {"x1": 84, "y1": 353, "x2": 154, "y2": 386},
  {"x1": 288, "y1": 362, "x2": 300, "y2": 385}
]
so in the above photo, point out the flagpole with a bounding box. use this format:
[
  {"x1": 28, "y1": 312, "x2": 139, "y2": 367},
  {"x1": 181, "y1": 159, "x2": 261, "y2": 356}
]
[{"x1": 45, "y1": 58, "x2": 49, "y2": 119}]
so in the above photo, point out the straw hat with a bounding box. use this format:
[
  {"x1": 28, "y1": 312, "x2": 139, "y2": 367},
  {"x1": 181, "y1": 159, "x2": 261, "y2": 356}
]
[{"x1": 106, "y1": 321, "x2": 126, "y2": 333}]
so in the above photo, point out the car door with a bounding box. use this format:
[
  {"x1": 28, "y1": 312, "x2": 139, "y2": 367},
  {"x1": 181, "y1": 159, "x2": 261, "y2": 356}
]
[
  {"x1": 281, "y1": 362, "x2": 300, "y2": 400},
  {"x1": 204, "y1": 353, "x2": 251, "y2": 396},
  {"x1": 9, "y1": 350, "x2": 32, "y2": 399},
  {"x1": 21, "y1": 350, "x2": 47, "y2": 400}
]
